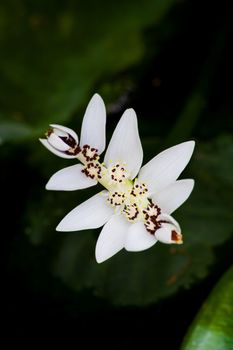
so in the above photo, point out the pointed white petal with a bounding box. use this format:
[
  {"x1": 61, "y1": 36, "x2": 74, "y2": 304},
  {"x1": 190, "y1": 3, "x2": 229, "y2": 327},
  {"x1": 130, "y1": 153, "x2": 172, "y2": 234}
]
[
  {"x1": 80, "y1": 94, "x2": 106, "y2": 154},
  {"x1": 50, "y1": 124, "x2": 79, "y2": 143},
  {"x1": 138, "y1": 141, "x2": 195, "y2": 193},
  {"x1": 104, "y1": 109, "x2": 143, "y2": 179},
  {"x1": 152, "y1": 179, "x2": 194, "y2": 214},
  {"x1": 39, "y1": 139, "x2": 77, "y2": 159},
  {"x1": 95, "y1": 215, "x2": 130, "y2": 263},
  {"x1": 46, "y1": 164, "x2": 97, "y2": 191},
  {"x1": 125, "y1": 221, "x2": 157, "y2": 252},
  {"x1": 56, "y1": 191, "x2": 113, "y2": 232},
  {"x1": 155, "y1": 222, "x2": 182, "y2": 244}
]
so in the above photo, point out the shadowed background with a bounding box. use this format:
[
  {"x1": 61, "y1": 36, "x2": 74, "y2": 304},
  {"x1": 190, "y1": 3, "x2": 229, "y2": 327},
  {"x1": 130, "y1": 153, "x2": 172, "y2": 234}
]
[{"x1": 1, "y1": 0, "x2": 233, "y2": 348}]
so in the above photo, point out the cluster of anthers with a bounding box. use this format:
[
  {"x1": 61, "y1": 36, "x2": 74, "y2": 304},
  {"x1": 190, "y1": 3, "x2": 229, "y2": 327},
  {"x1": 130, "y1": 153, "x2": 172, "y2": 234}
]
[
  {"x1": 81, "y1": 146, "x2": 102, "y2": 180},
  {"x1": 40, "y1": 93, "x2": 195, "y2": 263}
]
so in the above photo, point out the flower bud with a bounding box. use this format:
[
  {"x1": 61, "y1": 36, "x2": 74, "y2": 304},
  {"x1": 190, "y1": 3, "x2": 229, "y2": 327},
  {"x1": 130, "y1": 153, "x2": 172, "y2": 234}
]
[
  {"x1": 40, "y1": 124, "x2": 80, "y2": 159},
  {"x1": 155, "y1": 223, "x2": 183, "y2": 244},
  {"x1": 155, "y1": 213, "x2": 182, "y2": 244}
]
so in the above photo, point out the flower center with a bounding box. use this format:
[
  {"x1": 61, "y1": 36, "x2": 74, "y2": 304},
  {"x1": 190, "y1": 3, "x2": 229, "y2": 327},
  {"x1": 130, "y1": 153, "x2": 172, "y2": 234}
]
[
  {"x1": 109, "y1": 163, "x2": 128, "y2": 184},
  {"x1": 123, "y1": 203, "x2": 140, "y2": 222},
  {"x1": 107, "y1": 191, "x2": 126, "y2": 206},
  {"x1": 130, "y1": 181, "x2": 148, "y2": 197},
  {"x1": 106, "y1": 180, "x2": 152, "y2": 224},
  {"x1": 80, "y1": 152, "x2": 179, "y2": 240}
]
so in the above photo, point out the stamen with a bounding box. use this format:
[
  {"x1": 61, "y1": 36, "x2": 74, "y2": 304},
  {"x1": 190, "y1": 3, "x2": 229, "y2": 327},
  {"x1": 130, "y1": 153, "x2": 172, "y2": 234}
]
[
  {"x1": 82, "y1": 145, "x2": 99, "y2": 162},
  {"x1": 60, "y1": 135, "x2": 78, "y2": 149},
  {"x1": 131, "y1": 181, "x2": 148, "y2": 197},
  {"x1": 143, "y1": 201, "x2": 162, "y2": 234},
  {"x1": 143, "y1": 201, "x2": 161, "y2": 220},
  {"x1": 107, "y1": 191, "x2": 125, "y2": 206},
  {"x1": 109, "y1": 163, "x2": 127, "y2": 184},
  {"x1": 145, "y1": 218, "x2": 162, "y2": 234},
  {"x1": 123, "y1": 203, "x2": 139, "y2": 222},
  {"x1": 145, "y1": 220, "x2": 158, "y2": 234},
  {"x1": 65, "y1": 145, "x2": 81, "y2": 155},
  {"x1": 82, "y1": 162, "x2": 102, "y2": 180}
]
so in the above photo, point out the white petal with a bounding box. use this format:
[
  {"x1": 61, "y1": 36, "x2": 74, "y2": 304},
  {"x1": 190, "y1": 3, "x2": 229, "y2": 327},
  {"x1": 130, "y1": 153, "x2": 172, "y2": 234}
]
[
  {"x1": 158, "y1": 213, "x2": 181, "y2": 232},
  {"x1": 104, "y1": 109, "x2": 143, "y2": 179},
  {"x1": 125, "y1": 221, "x2": 157, "y2": 252},
  {"x1": 50, "y1": 124, "x2": 79, "y2": 143},
  {"x1": 95, "y1": 215, "x2": 130, "y2": 263},
  {"x1": 56, "y1": 191, "x2": 113, "y2": 232},
  {"x1": 48, "y1": 133, "x2": 70, "y2": 151},
  {"x1": 155, "y1": 224, "x2": 174, "y2": 244},
  {"x1": 155, "y1": 222, "x2": 182, "y2": 244},
  {"x1": 151, "y1": 179, "x2": 194, "y2": 214},
  {"x1": 46, "y1": 164, "x2": 97, "y2": 191},
  {"x1": 80, "y1": 94, "x2": 106, "y2": 154},
  {"x1": 138, "y1": 141, "x2": 195, "y2": 193},
  {"x1": 39, "y1": 139, "x2": 77, "y2": 159}
]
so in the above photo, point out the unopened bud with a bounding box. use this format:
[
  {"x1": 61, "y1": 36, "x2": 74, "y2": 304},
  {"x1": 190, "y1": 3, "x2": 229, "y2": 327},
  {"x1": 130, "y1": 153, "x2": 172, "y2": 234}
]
[
  {"x1": 46, "y1": 124, "x2": 80, "y2": 155},
  {"x1": 155, "y1": 220, "x2": 183, "y2": 244}
]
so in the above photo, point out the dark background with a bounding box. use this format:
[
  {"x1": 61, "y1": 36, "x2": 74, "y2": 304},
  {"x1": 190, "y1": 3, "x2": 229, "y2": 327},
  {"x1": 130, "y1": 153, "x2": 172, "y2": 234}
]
[{"x1": 2, "y1": 0, "x2": 233, "y2": 348}]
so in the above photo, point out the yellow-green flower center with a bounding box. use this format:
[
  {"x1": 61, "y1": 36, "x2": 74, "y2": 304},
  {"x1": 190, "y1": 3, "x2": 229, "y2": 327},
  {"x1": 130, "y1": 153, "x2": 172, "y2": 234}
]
[{"x1": 77, "y1": 144, "x2": 166, "y2": 235}]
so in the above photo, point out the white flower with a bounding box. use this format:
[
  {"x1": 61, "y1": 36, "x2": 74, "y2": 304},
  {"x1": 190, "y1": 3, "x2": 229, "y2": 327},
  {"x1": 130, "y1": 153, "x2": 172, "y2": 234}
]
[
  {"x1": 40, "y1": 93, "x2": 106, "y2": 190},
  {"x1": 52, "y1": 107, "x2": 195, "y2": 263}
]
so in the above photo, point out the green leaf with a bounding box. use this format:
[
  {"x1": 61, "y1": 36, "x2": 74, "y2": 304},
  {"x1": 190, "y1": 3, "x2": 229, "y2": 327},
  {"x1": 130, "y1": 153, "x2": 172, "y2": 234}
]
[
  {"x1": 24, "y1": 135, "x2": 233, "y2": 306},
  {"x1": 181, "y1": 266, "x2": 233, "y2": 350},
  {"x1": 0, "y1": 0, "x2": 176, "y2": 133},
  {"x1": 0, "y1": 121, "x2": 33, "y2": 144}
]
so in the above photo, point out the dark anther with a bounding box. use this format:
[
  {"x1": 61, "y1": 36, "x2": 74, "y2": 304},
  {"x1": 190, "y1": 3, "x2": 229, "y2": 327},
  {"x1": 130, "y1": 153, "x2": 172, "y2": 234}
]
[
  {"x1": 65, "y1": 145, "x2": 81, "y2": 155},
  {"x1": 60, "y1": 135, "x2": 77, "y2": 148},
  {"x1": 171, "y1": 230, "x2": 181, "y2": 242}
]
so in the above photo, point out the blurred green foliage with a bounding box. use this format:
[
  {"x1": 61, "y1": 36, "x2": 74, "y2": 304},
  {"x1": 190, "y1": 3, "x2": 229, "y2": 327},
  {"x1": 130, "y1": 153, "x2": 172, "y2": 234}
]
[
  {"x1": 181, "y1": 266, "x2": 233, "y2": 349},
  {"x1": 0, "y1": 0, "x2": 175, "y2": 136}
]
